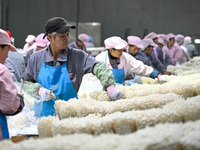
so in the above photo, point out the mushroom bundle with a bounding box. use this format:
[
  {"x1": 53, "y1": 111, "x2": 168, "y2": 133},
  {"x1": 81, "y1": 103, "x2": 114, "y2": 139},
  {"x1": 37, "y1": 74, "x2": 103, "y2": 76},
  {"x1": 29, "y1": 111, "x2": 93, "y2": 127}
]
[
  {"x1": 55, "y1": 93, "x2": 182, "y2": 119},
  {"x1": 38, "y1": 95, "x2": 200, "y2": 137},
  {"x1": 1, "y1": 120, "x2": 200, "y2": 150}
]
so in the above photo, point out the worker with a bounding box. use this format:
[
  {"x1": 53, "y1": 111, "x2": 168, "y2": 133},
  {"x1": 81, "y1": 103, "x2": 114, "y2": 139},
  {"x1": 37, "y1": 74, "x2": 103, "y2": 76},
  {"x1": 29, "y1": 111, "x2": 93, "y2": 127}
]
[
  {"x1": 24, "y1": 33, "x2": 49, "y2": 66},
  {"x1": 157, "y1": 37, "x2": 171, "y2": 70},
  {"x1": 23, "y1": 34, "x2": 37, "y2": 54},
  {"x1": 145, "y1": 32, "x2": 166, "y2": 67},
  {"x1": 0, "y1": 29, "x2": 24, "y2": 140},
  {"x1": 183, "y1": 36, "x2": 198, "y2": 58},
  {"x1": 87, "y1": 35, "x2": 95, "y2": 48},
  {"x1": 162, "y1": 33, "x2": 183, "y2": 66},
  {"x1": 4, "y1": 30, "x2": 25, "y2": 82},
  {"x1": 176, "y1": 34, "x2": 190, "y2": 63},
  {"x1": 69, "y1": 33, "x2": 89, "y2": 53},
  {"x1": 95, "y1": 36, "x2": 167, "y2": 84},
  {"x1": 23, "y1": 17, "x2": 123, "y2": 117},
  {"x1": 132, "y1": 37, "x2": 172, "y2": 75}
]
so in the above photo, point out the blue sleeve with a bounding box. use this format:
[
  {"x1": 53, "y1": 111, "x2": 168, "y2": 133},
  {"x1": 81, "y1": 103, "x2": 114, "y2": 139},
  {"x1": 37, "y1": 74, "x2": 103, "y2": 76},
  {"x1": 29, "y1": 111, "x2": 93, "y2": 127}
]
[
  {"x1": 156, "y1": 47, "x2": 164, "y2": 62},
  {"x1": 150, "y1": 69, "x2": 158, "y2": 79},
  {"x1": 165, "y1": 53, "x2": 171, "y2": 70},
  {"x1": 150, "y1": 53, "x2": 166, "y2": 73}
]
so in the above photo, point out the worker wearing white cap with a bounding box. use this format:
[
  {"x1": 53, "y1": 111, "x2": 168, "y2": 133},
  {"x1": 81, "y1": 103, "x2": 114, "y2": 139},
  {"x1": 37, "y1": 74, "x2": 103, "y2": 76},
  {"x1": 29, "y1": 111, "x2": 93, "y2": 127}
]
[
  {"x1": 0, "y1": 29, "x2": 24, "y2": 141},
  {"x1": 95, "y1": 36, "x2": 165, "y2": 84},
  {"x1": 69, "y1": 33, "x2": 89, "y2": 52},
  {"x1": 23, "y1": 34, "x2": 37, "y2": 54},
  {"x1": 23, "y1": 17, "x2": 123, "y2": 117},
  {"x1": 138, "y1": 38, "x2": 172, "y2": 75},
  {"x1": 162, "y1": 33, "x2": 183, "y2": 66},
  {"x1": 183, "y1": 36, "x2": 198, "y2": 58}
]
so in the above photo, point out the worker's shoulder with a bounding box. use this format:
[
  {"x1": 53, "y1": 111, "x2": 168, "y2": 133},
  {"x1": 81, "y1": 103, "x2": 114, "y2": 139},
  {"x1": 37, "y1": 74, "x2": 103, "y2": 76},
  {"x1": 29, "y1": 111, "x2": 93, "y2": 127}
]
[
  {"x1": 96, "y1": 51, "x2": 107, "y2": 57},
  {"x1": 0, "y1": 63, "x2": 10, "y2": 77},
  {"x1": 68, "y1": 47, "x2": 87, "y2": 56},
  {"x1": 32, "y1": 48, "x2": 46, "y2": 56},
  {"x1": 0, "y1": 63, "x2": 8, "y2": 70},
  {"x1": 28, "y1": 49, "x2": 46, "y2": 63},
  {"x1": 122, "y1": 51, "x2": 134, "y2": 58}
]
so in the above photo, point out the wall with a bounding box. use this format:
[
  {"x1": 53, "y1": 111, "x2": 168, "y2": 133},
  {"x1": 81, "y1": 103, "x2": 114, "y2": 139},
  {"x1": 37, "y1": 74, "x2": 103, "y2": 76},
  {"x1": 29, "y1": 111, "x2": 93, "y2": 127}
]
[{"x1": 1, "y1": 0, "x2": 200, "y2": 50}]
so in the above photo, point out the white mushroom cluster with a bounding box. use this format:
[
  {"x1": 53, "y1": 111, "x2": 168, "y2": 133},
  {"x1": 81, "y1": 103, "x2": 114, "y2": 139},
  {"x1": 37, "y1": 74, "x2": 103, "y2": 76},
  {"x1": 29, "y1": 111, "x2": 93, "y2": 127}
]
[
  {"x1": 3, "y1": 57, "x2": 200, "y2": 149},
  {"x1": 167, "y1": 56, "x2": 200, "y2": 75},
  {"x1": 38, "y1": 95, "x2": 200, "y2": 137},
  {"x1": 1, "y1": 120, "x2": 199, "y2": 150},
  {"x1": 90, "y1": 73, "x2": 200, "y2": 101},
  {"x1": 55, "y1": 93, "x2": 182, "y2": 119}
]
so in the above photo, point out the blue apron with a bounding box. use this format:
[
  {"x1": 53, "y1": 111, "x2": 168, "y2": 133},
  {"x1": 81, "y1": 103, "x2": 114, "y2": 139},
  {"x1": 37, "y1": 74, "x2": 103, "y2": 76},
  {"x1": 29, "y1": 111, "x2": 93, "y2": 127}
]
[
  {"x1": 105, "y1": 52, "x2": 125, "y2": 84},
  {"x1": 36, "y1": 61, "x2": 78, "y2": 117},
  {"x1": 0, "y1": 112, "x2": 9, "y2": 140}
]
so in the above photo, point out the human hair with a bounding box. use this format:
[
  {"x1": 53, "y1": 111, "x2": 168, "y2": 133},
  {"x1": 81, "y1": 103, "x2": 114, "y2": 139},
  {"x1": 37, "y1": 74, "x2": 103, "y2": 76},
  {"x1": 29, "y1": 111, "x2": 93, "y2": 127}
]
[
  {"x1": 47, "y1": 32, "x2": 56, "y2": 41},
  {"x1": 0, "y1": 45, "x2": 8, "y2": 49},
  {"x1": 51, "y1": 32, "x2": 56, "y2": 38}
]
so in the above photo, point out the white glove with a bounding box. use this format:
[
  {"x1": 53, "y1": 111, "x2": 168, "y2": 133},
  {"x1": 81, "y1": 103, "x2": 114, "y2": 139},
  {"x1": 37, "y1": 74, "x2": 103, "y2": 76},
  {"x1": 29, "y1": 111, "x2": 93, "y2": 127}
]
[
  {"x1": 107, "y1": 85, "x2": 124, "y2": 101},
  {"x1": 38, "y1": 87, "x2": 56, "y2": 101},
  {"x1": 157, "y1": 75, "x2": 168, "y2": 84}
]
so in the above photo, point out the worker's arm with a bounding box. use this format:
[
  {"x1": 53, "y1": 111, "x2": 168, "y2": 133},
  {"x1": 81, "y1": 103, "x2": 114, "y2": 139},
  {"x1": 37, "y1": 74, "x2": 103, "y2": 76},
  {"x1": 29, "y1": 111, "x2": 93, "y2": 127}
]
[
  {"x1": 0, "y1": 65, "x2": 24, "y2": 115},
  {"x1": 93, "y1": 62, "x2": 115, "y2": 91},
  {"x1": 93, "y1": 62, "x2": 124, "y2": 100}
]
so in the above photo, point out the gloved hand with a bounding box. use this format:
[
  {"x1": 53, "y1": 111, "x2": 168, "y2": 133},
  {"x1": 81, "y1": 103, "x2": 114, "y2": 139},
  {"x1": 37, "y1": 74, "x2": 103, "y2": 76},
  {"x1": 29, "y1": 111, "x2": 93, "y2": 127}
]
[
  {"x1": 107, "y1": 85, "x2": 124, "y2": 101},
  {"x1": 157, "y1": 75, "x2": 168, "y2": 84},
  {"x1": 38, "y1": 87, "x2": 56, "y2": 101}
]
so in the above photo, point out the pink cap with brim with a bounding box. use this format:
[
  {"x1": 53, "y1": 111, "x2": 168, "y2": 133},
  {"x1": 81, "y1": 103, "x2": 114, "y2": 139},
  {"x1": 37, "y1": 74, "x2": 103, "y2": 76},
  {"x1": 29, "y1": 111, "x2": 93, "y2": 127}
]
[
  {"x1": 35, "y1": 33, "x2": 49, "y2": 47},
  {"x1": 176, "y1": 34, "x2": 184, "y2": 42},
  {"x1": 127, "y1": 36, "x2": 144, "y2": 49},
  {"x1": 0, "y1": 29, "x2": 16, "y2": 51},
  {"x1": 78, "y1": 34, "x2": 89, "y2": 46},
  {"x1": 184, "y1": 36, "x2": 192, "y2": 43},
  {"x1": 145, "y1": 32, "x2": 157, "y2": 40},
  {"x1": 25, "y1": 35, "x2": 36, "y2": 43},
  {"x1": 158, "y1": 38, "x2": 164, "y2": 45},
  {"x1": 141, "y1": 38, "x2": 157, "y2": 51},
  {"x1": 104, "y1": 36, "x2": 128, "y2": 50},
  {"x1": 167, "y1": 33, "x2": 175, "y2": 41}
]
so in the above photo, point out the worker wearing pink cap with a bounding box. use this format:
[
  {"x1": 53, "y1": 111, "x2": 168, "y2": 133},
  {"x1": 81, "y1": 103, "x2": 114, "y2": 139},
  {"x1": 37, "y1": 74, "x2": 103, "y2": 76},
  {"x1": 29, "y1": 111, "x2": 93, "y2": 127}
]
[
  {"x1": 23, "y1": 35, "x2": 37, "y2": 54},
  {"x1": 145, "y1": 32, "x2": 168, "y2": 69},
  {"x1": 4, "y1": 30, "x2": 25, "y2": 82},
  {"x1": 95, "y1": 36, "x2": 166, "y2": 84},
  {"x1": 0, "y1": 29, "x2": 24, "y2": 141},
  {"x1": 176, "y1": 34, "x2": 190, "y2": 63},
  {"x1": 138, "y1": 38, "x2": 172, "y2": 75},
  {"x1": 69, "y1": 33, "x2": 89, "y2": 52},
  {"x1": 183, "y1": 36, "x2": 198, "y2": 58},
  {"x1": 157, "y1": 37, "x2": 171, "y2": 70},
  {"x1": 25, "y1": 33, "x2": 49, "y2": 66},
  {"x1": 162, "y1": 33, "x2": 183, "y2": 65}
]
